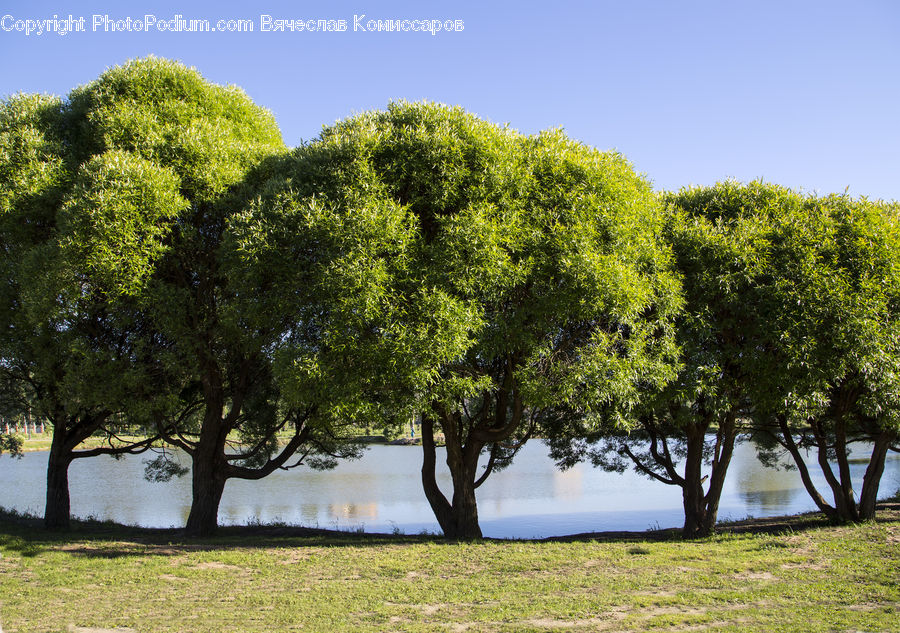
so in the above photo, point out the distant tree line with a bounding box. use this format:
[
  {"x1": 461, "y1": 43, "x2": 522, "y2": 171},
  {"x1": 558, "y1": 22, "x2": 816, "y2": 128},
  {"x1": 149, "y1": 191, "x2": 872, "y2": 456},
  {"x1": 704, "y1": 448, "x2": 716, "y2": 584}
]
[{"x1": 1, "y1": 58, "x2": 898, "y2": 538}]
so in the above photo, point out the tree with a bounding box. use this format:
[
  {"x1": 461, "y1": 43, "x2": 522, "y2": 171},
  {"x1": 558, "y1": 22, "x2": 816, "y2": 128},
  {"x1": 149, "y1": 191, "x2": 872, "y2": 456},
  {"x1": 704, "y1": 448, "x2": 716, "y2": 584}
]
[
  {"x1": 550, "y1": 181, "x2": 808, "y2": 537},
  {"x1": 61, "y1": 57, "x2": 371, "y2": 537},
  {"x1": 751, "y1": 193, "x2": 900, "y2": 522},
  {"x1": 263, "y1": 102, "x2": 681, "y2": 539},
  {"x1": 1, "y1": 58, "x2": 361, "y2": 534},
  {"x1": 0, "y1": 92, "x2": 165, "y2": 528}
]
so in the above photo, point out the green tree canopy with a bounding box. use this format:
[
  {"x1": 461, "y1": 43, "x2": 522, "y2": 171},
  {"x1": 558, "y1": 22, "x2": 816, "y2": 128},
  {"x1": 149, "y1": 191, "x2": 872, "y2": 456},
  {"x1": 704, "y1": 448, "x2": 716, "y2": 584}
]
[
  {"x1": 751, "y1": 192, "x2": 900, "y2": 521},
  {"x1": 255, "y1": 101, "x2": 681, "y2": 538},
  {"x1": 0, "y1": 88, "x2": 168, "y2": 527},
  {"x1": 61, "y1": 57, "x2": 367, "y2": 537},
  {"x1": 552, "y1": 181, "x2": 819, "y2": 537},
  {"x1": 0, "y1": 57, "x2": 362, "y2": 534}
]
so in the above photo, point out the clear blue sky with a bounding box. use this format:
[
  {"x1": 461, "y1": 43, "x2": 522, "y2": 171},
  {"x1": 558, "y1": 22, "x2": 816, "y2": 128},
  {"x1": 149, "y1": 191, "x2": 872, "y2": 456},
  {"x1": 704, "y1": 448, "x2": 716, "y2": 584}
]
[{"x1": 2, "y1": 0, "x2": 898, "y2": 200}]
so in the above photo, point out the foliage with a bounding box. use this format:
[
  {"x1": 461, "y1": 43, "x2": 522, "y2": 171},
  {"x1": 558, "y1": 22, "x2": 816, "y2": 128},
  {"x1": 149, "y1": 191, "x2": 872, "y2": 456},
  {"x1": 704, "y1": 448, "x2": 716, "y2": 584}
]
[
  {"x1": 58, "y1": 150, "x2": 189, "y2": 295},
  {"x1": 60, "y1": 58, "x2": 375, "y2": 536},
  {"x1": 749, "y1": 192, "x2": 900, "y2": 521},
  {"x1": 0, "y1": 58, "x2": 312, "y2": 533},
  {"x1": 255, "y1": 101, "x2": 681, "y2": 538},
  {"x1": 759, "y1": 193, "x2": 900, "y2": 426},
  {"x1": 548, "y1": 181, "x2": 813, "y2": 537},
  {"x1": 0, "y1": 433, "x2": 22, "y2": 456}
]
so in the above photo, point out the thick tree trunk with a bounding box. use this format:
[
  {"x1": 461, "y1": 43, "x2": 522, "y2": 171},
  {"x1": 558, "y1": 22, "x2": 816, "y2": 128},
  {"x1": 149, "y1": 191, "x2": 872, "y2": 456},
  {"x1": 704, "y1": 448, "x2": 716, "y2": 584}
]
[
  {"x1": 184, "y1": 402, "x2": 230, "y2": 537},
  {"x1": 681, "y1": 425, "x2": 708, "y2": 538},
  {"x1": 421, "y1": 415, "x2": 455, "y2": 534},
  {"x1": 832, "y1": 419, "x2": 859, "y2": 522},
  {"x1": 420, "y1": 411, "x2": 483, "y2": 539},
  {"x1": 185, "y1": 462, "x2": 227, "y2": 537},
  {"x1": 858, "y1": 431, "x2": 893, "y2": 520},
  {"x1": 700, "y1": 415, "x2": 737, "y2": 535},
  {"x1": 45, "y1": 430, "x2": 73, "y2": 530},
  {"x1": 681, "y1": 489, "x2": 707, "y2": 538},
  {"x1": 185, "y1": 446, "x2": 227, "y2": 537},
  {"x1": 680, "y1": 415, "x2": 737, "y2": 538},
  {"x1": 445, "y1": 448, "x2": 483, "y2": 540}
]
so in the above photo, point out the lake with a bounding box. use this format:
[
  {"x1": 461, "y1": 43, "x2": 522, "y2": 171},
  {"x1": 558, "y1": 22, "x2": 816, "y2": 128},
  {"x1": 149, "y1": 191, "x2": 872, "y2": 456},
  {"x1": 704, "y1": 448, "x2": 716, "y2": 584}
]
[{"x1": 1, "y1": 441, "x2": 898, "y2": 538}]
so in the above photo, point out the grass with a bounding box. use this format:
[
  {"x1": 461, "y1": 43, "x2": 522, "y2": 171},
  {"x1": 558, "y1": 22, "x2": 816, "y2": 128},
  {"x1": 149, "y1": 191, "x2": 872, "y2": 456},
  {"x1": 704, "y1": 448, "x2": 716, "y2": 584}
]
[
  {"x1": 10, "y1": 434, "x2": 151, "y2": 453},
  {"x1": 0, "y1": 510, "x2": 898, "y2": 632},
  {"x1": 11, "y1": 430, "x2": 415, "y2": 453}
]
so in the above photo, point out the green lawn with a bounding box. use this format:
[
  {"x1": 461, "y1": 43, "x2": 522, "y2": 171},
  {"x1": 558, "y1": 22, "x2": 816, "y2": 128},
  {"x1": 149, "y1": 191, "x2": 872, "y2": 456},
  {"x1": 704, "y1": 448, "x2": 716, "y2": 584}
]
[
  {"x1": 11, "y1": 430, "x2": 397, "y2": 453},
  {"x1": 0, "y1": 512, "x2": 898, "y2": 632},
  {"x1": 11, "y1": 434, "x2": 151, "y2": 453}
]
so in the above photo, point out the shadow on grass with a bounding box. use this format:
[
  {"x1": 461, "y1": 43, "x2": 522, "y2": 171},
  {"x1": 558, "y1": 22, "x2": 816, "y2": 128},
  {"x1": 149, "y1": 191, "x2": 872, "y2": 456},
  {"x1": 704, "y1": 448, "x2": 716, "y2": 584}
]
[
  {"x1": 0, "y1": 507, "x2": 443, "y2": 559},
  {"x1": 2, "y1": 503, "x2": 898, "y2": 560}
]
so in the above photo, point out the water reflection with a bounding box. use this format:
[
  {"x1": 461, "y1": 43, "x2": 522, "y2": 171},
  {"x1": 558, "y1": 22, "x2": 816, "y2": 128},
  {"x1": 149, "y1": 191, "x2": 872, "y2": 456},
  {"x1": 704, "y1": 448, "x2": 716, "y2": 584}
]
[
  {"x1": 732, "y1": 445, "x2": 802, "y2": 514},
  {"x1": 739, "y1": 489, "x2": 800, "y2": 513},
  {"x1": 0, "y1": 441, "x2": 897, "y2": 538}
]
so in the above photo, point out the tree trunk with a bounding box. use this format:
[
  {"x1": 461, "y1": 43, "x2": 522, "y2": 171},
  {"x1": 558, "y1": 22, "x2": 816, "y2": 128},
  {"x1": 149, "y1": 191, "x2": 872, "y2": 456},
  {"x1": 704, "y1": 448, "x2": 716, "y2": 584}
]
[
  {"x1": 421, "y1": 415, "x2": 454, "y2": 534},
  {"x1": 832, "y1": 417, "x2": 859, "y2": 522},
  {"x1": 700, "y1": 414, "x2": 737, "y2": 535},
  {"x1": 777, "y1": 415, "x2": 838, "y2": 521},
  {"x1": 679, "y1": 414, "x2": 738, "y2": 538},
  {"x1": 858, "y1": 431, "x2": 893, "y2": 520},
  {"x1": 45, "y1": 429, "x2": 73, "y2": 530},
  {"x1": 420, "y1": 411, "x2": 483, "y2": 539},
  {"x1": 682, "y1": 486, "x2": 706, "y2": 538},
  {"x1": 811, "y1": 418, "x2": 856, "y2": 522},
  {"x1": 184, "y1": 402, "x2": 230, "y2": 537},
  {"x1": 681, "y1": 424, "x2": 708, "y2": 538},
  {"x1": 185, "y1": 451, "x2": 227, "y2": 537},
  {"x1": 445, "y1": 447, "x2": 482, "y2": 540}
]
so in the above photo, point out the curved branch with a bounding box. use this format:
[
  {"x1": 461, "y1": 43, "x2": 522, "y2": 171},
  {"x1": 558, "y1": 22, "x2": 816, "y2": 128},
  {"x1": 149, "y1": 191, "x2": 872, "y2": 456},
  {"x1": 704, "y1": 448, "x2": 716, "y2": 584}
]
[
  {"x1": 778, "y1": 414, "x2": 835, "y2": 519},
  {"x1": 473, "y1": 444, "x2": 499, "y2": 489},
  {"x1": 646, "y1": 421, "x2": 684, "y2": 486},
  {"x1": 70, "y1": 432, "x2": 162, "y2": 460},
  {"x1": 473, "y1": 387, "x2": 523, "y2": 444},
  {"x1": 225, "y1": 413, "x2": 315, "y2": 480},
  {"x1": 157, "y1": 402, "x2": 203, "y2": 454},
  {"x1": 622, "y1": 442, "x2": 676, "y2": 485},
  {"x1": 223, "y1": 415, "x2": 290, "y2": 462}
]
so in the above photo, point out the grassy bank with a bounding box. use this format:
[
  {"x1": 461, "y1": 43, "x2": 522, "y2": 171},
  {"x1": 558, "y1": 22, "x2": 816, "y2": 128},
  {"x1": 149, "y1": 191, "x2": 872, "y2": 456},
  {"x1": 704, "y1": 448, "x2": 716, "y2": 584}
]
[
  {"x1": 9, "y1": 434, "x2": 151, "y2": 453},
  {"x1": 0, "y1": 510, "x2": 898, "y2": 632},
  {"x1": 11, "y1": 432, "x2": 417, "y2": 453}
]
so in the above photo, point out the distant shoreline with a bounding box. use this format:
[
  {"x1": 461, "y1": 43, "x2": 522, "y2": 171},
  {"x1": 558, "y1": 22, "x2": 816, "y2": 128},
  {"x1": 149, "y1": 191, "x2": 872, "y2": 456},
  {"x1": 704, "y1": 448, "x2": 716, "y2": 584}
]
[{"x1": 6, "y1": 433, "x2": 429, "y2": 454}]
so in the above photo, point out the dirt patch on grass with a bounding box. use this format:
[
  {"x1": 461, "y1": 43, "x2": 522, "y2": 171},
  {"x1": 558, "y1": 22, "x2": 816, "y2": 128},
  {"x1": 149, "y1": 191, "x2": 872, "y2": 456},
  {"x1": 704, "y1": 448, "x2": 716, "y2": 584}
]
[
  {"x1": 733, "y1": 571, "x2": 776, "y2": 581},
  {"x1": 780, "y1": 560, "x2": 828, "y2": 571},
  {"x1": 640, "y1": 605, "x2": 709, "y2": 617},
  {"x1": 57, "y1": 541, "x2": 216, "y2": 560},
  {"x1": 845, "y1": 602, "x2": 900, "y2": 612},
  {"x1": 635, "y1": 589, "x2": 679, "y2": 598},
  {"x1": 194, "y1": 561, "x2": 244, "y2": 571},
  {"x1": 522, "y1": 614, "x2": 629, "y2": 630}
]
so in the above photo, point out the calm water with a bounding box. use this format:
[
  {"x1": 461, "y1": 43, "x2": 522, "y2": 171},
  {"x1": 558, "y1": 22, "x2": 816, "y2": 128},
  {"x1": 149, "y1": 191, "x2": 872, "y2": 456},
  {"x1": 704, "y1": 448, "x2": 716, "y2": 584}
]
[{"x1": 1, "y1": 441, "x2": 898, "y2": 538}]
